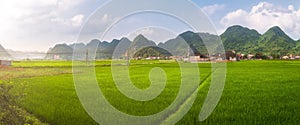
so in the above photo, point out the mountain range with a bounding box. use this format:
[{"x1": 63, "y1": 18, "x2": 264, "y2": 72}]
[
  {"x1": 0, "y1": 44, "x2": 46, "y2": 60},
  {"x1": 221, "y1": 25, "x2": 300, "y2": 55},
  {"x1": 47, "y1": 25, "x2": 300, "y2": 60},
  {"x1": 2, "y1": 25, "x2": 300, "y2": 60}
]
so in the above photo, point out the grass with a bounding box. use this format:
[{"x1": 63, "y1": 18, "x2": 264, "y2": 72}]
[
  {"x1": 0, "y1": 81, "x2": 48, "y2": 125},
  {"x1": 178, "y1": 60, "x2": 300, "y2": 124},
  {"x1": 12, "y1": 75, "x2": 95, "y2": 125},
  {"x1": 12, "y1": 60, "x2": 73, "y2": 68},
  {"x1": 1, "y1": 60, "x2": 300, "y2": 124}
]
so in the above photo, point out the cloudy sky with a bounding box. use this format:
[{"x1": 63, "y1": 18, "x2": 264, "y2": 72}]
[{"x1": 0, "y1": 0, "x2": 300, "y2": 52}]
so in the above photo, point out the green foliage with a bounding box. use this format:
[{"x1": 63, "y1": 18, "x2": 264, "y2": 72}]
[
  {"x1": 96, "y1": 38, "x2": 131, "y2": 59},
  {"x1": 13, "y1": 75, "x2": 96, "y2": 125},
  {"x1": 45, "y1": 44, "x2": 73, "y2": 60},
  {"x1": 0, "y1": 60, "x2": 299, "y2": 124},
  {"x1": 12, "y1": 60, "x2": 73, "y2": 67},
  {"x1": 221, "y1": 25, "x2": 261, "y2": 53},
  {"x1": 46, "y1": 25, "x2": 300, "y2": 60},
  {"x1": 131, "y1": 34, "x2": 156, "y2": 50},
  {"x1": 256, "y1": 26, "x2": 296, "y2": 54},
  {"x1": 158, "y1": 31, "x2": 213, "y2": 57},
  {"x1": 179, "y1": 31, "x2": 208, "y2": 55},
  {"x1": 158, "y1": 37, "x2": 188, "y2": 56},
  {"x1": 254, "y1": 53, "x2": 268, "y2": 59},
  {"x1": 0, "y1": 82, "x2": 47, "y2": 125},
  {"x1": 178, "y1": 60, "x2": 300, "y2": 124},
  {"x1": 221, "y1": 25, "x2": 300, "y2": 55},
  {"x1": 133, "y1": 46, "x2": 172, "y2": 59}
]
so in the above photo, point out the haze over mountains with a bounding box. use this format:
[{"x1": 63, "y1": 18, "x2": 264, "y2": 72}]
[
  {"x1": 1, "y1": 25, "x2": 300, "y2": 60},
  {"x1": 0, "y1": 44, "x2": 45, "y2": 60}
]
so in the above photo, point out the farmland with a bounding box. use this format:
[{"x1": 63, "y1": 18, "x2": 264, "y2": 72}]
[{"x1": 0, "y1": 60, "x2": 299, "y2": 125}]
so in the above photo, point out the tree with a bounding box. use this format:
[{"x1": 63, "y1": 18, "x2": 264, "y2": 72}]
[{"x1": 255, "y1": 53, "x2": 267, "y2": 59}]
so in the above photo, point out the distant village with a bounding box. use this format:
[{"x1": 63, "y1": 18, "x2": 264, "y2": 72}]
[
  {"x1": 130, "y1": 50, "x2": 300, "y2": 63},
  {"x1": 2, "y1": 49, "x2": 300, "y2": 67},
  {"x1": 2, "y1": 25, "x2": 300, "y2": 66}
]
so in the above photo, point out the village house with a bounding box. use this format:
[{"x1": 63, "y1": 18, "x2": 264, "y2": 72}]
[
  {"x1": 189, "y1": 56, "x2": 200, "y2": 63},
  {"x1": 169, "y1": 56, "x2": 185, "y2": 60},
  {"x1": 145, "y1": 56, "x2": 160, "y2": 60},
  {"x1": 282, "y1": 56, "x2": 289, "y2": 59},
  {"x1": 225, "y1": 50, "x2": 237, "y2": 61},
  {"x1": 210, "y1": 53, "x2": 224, "y2": 61},
  {"x1": 294, "y1": 56, "x2": 300, "y2": 59},
  {"x1": 247, "y1": 54, "x2": 255, "y2": 60},
  {"x1": 0, "y1": 60, "x2": 12, "y2": 66}
]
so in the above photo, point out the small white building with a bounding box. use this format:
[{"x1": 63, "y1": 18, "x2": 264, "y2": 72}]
[
  {"x1": 0, "y1": 60, "x2": 12, "y2": 66},
  {"x1": 295, "y1": 56, "x2": 300, "y2": 59},
  {"x1": 183, "y1": 58, "x2": 189, "y2": 62},
  {"x1": 248, "y1": 54, "x2": 255, "y2": 59},
  {"x1": 282, "y1": 56, "x2": 289, "y2": 59},
  {"x1": 189, "y1": 56, "x2": 200, "y2": 63},
  {"x1": 53, "y1": 55, "x2": 60, "y2": 60}
]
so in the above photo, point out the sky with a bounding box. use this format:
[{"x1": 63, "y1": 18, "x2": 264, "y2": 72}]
[{"x1": 0, "y1": 0, "x2": 300, "y2": 52}]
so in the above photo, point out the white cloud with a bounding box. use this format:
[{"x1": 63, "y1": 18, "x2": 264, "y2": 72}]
[
  {"x1": 126, "y1": 27, "x2": 178, "y2": 44},
  {"x1": 101, "y1": 14, "x2": 110, "y2": 23},
  {"x1": 220, "y1": 2, "x2": 300, "y2": 39},
  {"x1": 57, "y1": 0, "x2": 85, "y2": 10},
  {"x1": 288, "y1": 5, "x2": 294, "y2": 11},
  {"x1": 202, "y1": 4, "x2": 225, "y2": 15},
  {"x1": 0, "y1": 0, "x2": 86, "y2": 51},
  {"x1": 127, "y1": 28, "x2": 155, "y2": 41},
  {"x1": 79, "y1": 14, "x2": 121, "y2": 38},
  {"x1": 135, "y1": 28, "x2": 154, "y2": 36},
  {"x1": 71, "y1": 14, "x2": 84, "y2": 27}
]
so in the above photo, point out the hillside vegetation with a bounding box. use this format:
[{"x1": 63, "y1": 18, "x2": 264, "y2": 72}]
[{"x1": 45, "y1": 25, "x2": 300, "y2": 60}]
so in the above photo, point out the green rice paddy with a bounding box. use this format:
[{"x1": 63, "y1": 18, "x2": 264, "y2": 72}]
[{"x1": 1, "y1": 60, "x2": 299, "y2": 124}]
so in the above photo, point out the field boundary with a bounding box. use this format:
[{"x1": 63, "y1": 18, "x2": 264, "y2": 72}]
[{"x1": 159, "y1": 71, "x2": 212, "y2": 124}]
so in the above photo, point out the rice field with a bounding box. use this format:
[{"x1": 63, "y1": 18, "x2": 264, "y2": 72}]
[{"x1": 1, "y1": 60, "x2": 299, "y2": 124}]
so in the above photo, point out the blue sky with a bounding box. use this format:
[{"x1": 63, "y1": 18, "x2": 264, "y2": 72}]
[
  {"x1": 0, "y1": 0, "x2": 300, "y2": 51},
  {"x1": 193, "y1": 0, "x2": 300, "y2": 32}
]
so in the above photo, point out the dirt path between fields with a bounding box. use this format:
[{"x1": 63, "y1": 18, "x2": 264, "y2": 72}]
[{"x1": 158, "y1": 72, "x2": 212, "y2": 124}]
